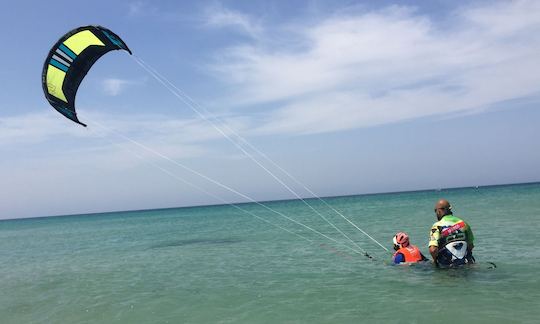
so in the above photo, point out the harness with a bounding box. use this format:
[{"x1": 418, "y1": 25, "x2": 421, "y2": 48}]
[{"x1": 434, "y1": 216, "x2": 475, "y2": 266}]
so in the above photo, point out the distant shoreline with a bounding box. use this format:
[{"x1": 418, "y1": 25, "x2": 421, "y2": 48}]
[{"x1": 3, "y1": 180, "x2": 539, "y2": 221}]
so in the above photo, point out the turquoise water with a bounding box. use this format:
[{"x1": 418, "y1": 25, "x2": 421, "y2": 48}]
[{"x1": 1, "y1": 183, "x2": 540, "y2": 323}]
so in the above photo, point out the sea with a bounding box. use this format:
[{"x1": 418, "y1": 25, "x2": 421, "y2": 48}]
[{"x1": 1, "y1": 182, "x2": 539, "y2": 323}]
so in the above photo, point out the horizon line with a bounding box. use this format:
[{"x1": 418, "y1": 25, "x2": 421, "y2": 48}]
[{"x1": 2, "y1": 180, "x2": 539, "y2": 222}]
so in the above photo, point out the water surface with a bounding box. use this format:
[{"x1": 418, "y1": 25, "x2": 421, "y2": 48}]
[{"x1": 1, "y1": 183, "x2": 539, "y2": 323}]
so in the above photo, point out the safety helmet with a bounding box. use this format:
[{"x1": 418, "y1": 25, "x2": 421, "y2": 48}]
[{"x1": 393, "y1": 232, "x2": 410, "y2": 249}]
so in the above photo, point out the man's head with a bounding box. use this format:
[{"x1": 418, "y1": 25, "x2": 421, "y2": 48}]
[
  {"x1": 393, "y1": 232, "x2": 410, "y2": 250},
  {"x1": 434, "y1": 199, "x2": 452, "y2": 220}
]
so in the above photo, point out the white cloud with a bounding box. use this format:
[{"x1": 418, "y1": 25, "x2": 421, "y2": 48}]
[
  {"x1": 0, "y1": 110, "x2": 260, "y2": 218},
  {"x1": 0, "y1": 110, "x2": 249, "y2": 161},
  {"x1": 0, "y1": 112, "x2": 84, "y2": 146},
  {"x1": 462, "y1": 0, "x2": 540, "y2": 36},
  {"x1": 128, "y1": 1, "x2": 144, "y2": 16},
  {"x1": 207, "y1": 1, "x2": 540, "y2": 135},
  {"x1": 102, "y1": 78, "x2": 136, "y2": 96},
  {"x1": 127, "y1": 1, "x2": 159, "y2": 17},
  {"x1": 202, "y1": 4, "x2": 262, "y2": 38}
]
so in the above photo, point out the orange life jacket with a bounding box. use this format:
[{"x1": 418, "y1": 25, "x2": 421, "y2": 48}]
[{"x1": 393, "y1": 245, "x2": 423, "y2": 263}]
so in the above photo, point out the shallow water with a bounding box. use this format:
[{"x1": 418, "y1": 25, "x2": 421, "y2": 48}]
[{"x1": 1, "y1": 183, "x2": 539, "y2": 323}]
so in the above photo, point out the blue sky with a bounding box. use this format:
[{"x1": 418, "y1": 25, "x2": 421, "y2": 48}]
[{"x1": 1, "y1": 0, "x2": 539, "y2": 219}]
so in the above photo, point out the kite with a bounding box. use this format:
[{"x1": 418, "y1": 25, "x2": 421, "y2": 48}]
[{"x1": 42, "y1": 25, "x2": 132, "y2": 127}]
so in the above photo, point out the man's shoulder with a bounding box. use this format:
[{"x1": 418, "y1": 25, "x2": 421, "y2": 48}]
[{"x1": 431, "y1": 219, "x2": 444, "y2": 228}]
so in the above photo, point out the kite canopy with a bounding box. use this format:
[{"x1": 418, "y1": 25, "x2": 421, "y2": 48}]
[{"x1": 42, "y1": 25, "x2": 132, "y2": 127}]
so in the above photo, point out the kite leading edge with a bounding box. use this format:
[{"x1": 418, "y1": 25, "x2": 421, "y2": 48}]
[{"x1": 42, "y1": 25, "x2": 132, "y2": 127}]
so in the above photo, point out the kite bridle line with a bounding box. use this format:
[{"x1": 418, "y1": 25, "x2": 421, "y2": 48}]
[
  {"x1": 132, "y1": 55, "x2": 389, "y2": 255},
  {"x1": 88, "y1": 119, "x2": 373, "y2": 259}
]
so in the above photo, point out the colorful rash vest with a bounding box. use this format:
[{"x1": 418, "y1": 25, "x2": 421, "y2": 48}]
[{"x1": 429, "y1": 215, "x2": 474, "y2": 248}]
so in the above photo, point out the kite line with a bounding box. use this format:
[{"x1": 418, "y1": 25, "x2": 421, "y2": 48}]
[
  {"x1": 40, "y1": 25, "x2": 387, "y2": 259},
  {"x1": 132, "y1": 55, "x2": 389, "y2": 255},
  {"x1": 88, "y1": 119, "x2": 373, "y2": 258}
]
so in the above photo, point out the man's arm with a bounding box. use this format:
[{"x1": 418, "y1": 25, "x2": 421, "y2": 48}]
[
  {"x1": 429, "y1": 246, "x2": 438, "y2": 260},
  {"x1": 429, "y1": 226, "x2": 440, "y2": 263},
  {"x1": 466, "y1": 222, "x2": 474, "y2": 252}
]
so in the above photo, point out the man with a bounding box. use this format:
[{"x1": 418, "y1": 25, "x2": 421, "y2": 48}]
[
  {"x1": 429, "y1": 199, "x2": 475, "y2": 267},
  {"x1": 392, "y1": 232, "x2": 427, "y2": 264}
]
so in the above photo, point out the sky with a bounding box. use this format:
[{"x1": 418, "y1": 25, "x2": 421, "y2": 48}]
[{"x1": 1, "y1": 0, "x2": 539, "y2": 219}]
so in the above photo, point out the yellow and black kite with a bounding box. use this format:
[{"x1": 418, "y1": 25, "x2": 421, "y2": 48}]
[{"x1": 42, "y1": 26, "x2": 132, "y2": 127}]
